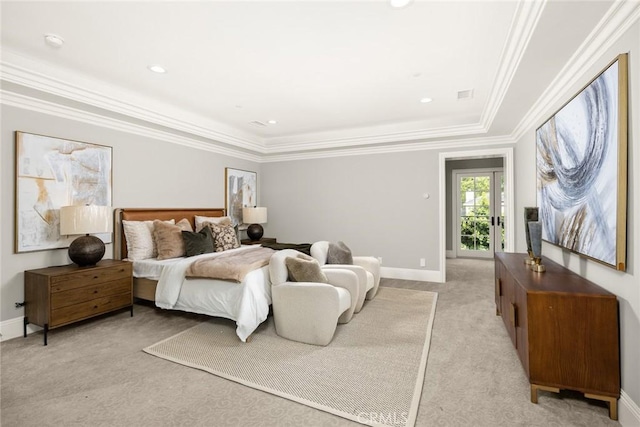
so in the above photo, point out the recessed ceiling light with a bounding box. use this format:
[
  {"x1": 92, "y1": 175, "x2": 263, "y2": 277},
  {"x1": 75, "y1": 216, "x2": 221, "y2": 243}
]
[
  {"x1": 420, "y1": 97, "x2": 433, "y2": 103},
  {"x1": 44, "y1": 34, "x2": 64, "y2": 48},
  {"x1": 390, "y1": 0, "x2": 413, "y2": 8},
  {"x1": 147, "y1": 64, "x2": 167, "y2": 74},
  {"x1": 267, "y1": 120, "x2": 277, "y2": 125}
]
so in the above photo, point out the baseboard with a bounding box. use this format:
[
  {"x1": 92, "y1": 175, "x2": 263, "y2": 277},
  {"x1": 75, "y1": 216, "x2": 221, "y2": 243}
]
[
  {"x1": 620, "y1": 389, "x2": 640, "y2": 426},
  {"x1": 446, "y1": 250, "x2": 455, "y2": 259},
  {"x1": 380, "y1": 267, "x2": 443, "y2": 283},
  {"x1": 0, "y1": 316, "x2": 41, "y2": 342}
]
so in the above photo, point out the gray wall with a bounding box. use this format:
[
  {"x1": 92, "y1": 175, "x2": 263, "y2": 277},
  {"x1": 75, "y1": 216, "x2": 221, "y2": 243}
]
[
  {"x1": 513, "y1": 22, "x2": 640, "y2": 409},
  {"x1": 261, "y1": 151, "x2": 440, "y2": 270},
  {"x1": 0, "y1": 105, "x2": 260, "y2": 322},
  {"x1": 445, "y1": 158, "x2": 504, "y2": 251}
]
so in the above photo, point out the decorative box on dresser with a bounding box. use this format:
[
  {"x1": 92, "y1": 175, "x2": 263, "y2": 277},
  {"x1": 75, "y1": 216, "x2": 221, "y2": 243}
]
[
  {"x1": 494, "y1": 252, "x2": 620, "y2": 419},
  {"x1": 24, "y1": 259, "x2": 133, "y2": 345}
]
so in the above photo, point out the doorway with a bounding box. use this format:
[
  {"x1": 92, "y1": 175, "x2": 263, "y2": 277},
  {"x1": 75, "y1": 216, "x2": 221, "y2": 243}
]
[
  {"x1": 438, "y1": 147, "x2": 514, "y2": 283},
  {"x1": 454, "y1": 169, "x2": 504, "y2": 258}
]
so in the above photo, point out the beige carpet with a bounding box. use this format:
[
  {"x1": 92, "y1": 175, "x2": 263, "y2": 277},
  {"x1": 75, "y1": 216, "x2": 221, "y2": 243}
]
[{"x1": 143, "y1": 287, "x2": 437, "y2": 427}]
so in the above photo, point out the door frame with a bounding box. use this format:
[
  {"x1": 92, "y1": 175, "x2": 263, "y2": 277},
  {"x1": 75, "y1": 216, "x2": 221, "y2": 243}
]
[
  {"x1": 438, "y1": 147, "x2": 514, "y2": 282},
  {"x1": 452, "y1": 167, "x2": 504, "y2": 258}
]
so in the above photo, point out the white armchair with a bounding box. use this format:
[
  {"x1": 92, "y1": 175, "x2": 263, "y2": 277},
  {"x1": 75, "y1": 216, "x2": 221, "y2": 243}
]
[
  {"x1": 311, "y1": 241, "x2": 381, "y2": 312},
  {"x1": 269, "y1": 249, "x2": 360, "y2": 346}
]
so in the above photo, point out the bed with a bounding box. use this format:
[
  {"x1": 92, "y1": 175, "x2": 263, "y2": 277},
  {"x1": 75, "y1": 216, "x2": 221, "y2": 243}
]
[{"x1": 114, "y1": 208, "x2": 272, "y2": 342}]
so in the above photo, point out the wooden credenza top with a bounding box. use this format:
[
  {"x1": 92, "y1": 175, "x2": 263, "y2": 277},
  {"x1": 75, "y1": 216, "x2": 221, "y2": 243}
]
[{"x1": 496, "y1": 252, "x2": 615, "y2": 296}]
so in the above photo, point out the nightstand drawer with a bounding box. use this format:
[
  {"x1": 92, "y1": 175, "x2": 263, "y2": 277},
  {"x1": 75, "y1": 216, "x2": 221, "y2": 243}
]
[
  {"x1": 51, "y1": 278, "x2": 132, "y2": 309},
  {"x1": 51, "y1": 264, "x2": 132, "y2": 293},
  {"x1": 51, "y1": 292, "x2": 132, "y2": 327}
]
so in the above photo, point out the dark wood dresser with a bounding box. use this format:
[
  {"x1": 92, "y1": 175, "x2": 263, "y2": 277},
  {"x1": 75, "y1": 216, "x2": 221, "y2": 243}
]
[
  {"x1": 494, "y1": 252, "x2": 620, "y2": 419},
  {"x1": 24, "y1": 259, "x2": 133, "y2": 345}
]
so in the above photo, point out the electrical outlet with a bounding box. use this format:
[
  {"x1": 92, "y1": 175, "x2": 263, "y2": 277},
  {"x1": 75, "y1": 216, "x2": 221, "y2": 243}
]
[{"x1": 420, "y1": 258, "x2": 426, "y2": 267}]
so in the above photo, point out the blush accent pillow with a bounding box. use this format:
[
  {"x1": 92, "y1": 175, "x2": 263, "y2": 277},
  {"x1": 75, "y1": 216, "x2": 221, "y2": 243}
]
[
  {"x1": 122, "y1": 219, "x2": 175, "y2": 260},
  {"x1": 154, "y1": 218, "x2": 193, "y2": 260},
  {"x1": 182, "y1": 226, "x2": 215, "y2": 257},
  {"x1": 285, "y1": 253, "x2": 329, "y2": 283},
  {"x1": 205, "y1": 222, "x2": 240, "y2": 252},
  {"x1": 195, "y1": 215, "x2": 231, "y2": 232},
  {"x1": 327, "y1": 241, "x2": 353, "y2": 265}
]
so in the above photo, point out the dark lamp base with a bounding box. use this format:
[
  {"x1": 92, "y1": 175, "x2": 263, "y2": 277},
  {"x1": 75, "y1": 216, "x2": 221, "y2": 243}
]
[
  {"x1": 68, "y1": 235, "x2": 106, "y2": 267},
  {"x1": 246, "y1": 224, "x2": 264, "y2": 241}
]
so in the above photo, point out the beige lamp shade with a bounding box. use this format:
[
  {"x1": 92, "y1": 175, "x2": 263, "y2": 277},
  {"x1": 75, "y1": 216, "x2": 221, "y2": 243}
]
[
  {"x1": 242, "y1": 207, "x2": 267, "y2": 224},
  {"x1": 60, "y1": 205, "x2": 112, "y2": 235}
]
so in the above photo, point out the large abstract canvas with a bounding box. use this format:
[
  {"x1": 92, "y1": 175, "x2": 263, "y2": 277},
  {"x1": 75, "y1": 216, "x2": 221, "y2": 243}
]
[
  {"x1": 536, "y1": 54, "x2": 627, "y2": 270},
  {"x1": 15, "y1": 132, "x2": 112, "y2": 253}
]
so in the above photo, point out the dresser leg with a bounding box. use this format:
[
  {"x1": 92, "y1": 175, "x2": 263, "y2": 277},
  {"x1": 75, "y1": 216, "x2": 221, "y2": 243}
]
[
  {"x1": 130, "y1": 305, "x2": 134, "y2": 317},
  {"x1": 530, "y1": 384, "x2": 560, "y2": 403},
  {"x1": 23, "y1": 317, "x2": 28, "y2": 338},
  {"x1": 43, "y1": 324, "x2": 48, "y2": 346},
  {"x1": 585, "y1": 393, "x2": 618, "y2": 420}
]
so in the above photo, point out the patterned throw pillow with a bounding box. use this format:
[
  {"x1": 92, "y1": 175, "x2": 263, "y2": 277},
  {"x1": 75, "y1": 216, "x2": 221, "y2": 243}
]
[{"x1": 205, "y1": 222, "x2": 240, "y2": 252}]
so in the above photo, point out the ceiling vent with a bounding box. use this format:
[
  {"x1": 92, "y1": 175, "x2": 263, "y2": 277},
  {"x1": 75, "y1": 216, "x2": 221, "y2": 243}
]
[
  {"x1": 457, "y1": 89, "x2": 474, "y2": 100},
  {"x1": 249, "y1": 121, "x2": 267, "y2": 128}
]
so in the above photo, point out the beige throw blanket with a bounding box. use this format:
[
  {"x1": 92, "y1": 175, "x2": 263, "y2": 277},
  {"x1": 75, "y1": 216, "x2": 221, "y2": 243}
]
[{"x1": 186, "y1": 246, "x2": 276, "y2": 282}]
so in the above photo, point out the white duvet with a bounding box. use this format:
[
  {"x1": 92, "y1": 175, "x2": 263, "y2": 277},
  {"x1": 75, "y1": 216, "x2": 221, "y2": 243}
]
[{"x1": 133, "y1": 246, "x2": 271, "y2": 342}]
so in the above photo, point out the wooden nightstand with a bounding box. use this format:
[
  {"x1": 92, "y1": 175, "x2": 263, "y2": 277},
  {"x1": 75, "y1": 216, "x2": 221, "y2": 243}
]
[
  {"x1": 24, "y1": 259, "x2": 133, "y2": 345},
  {"x1": 241, "y1": 237, "x2": 277, "y2": 246}
]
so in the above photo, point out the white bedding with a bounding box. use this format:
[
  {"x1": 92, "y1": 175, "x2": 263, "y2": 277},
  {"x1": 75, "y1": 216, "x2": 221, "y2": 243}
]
[{"x1": 132, "y1": 246, "x2": 271, "y2": 342}]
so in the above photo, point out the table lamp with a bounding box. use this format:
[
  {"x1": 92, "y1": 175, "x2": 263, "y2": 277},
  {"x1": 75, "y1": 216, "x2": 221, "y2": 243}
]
[
  {"x1": 242, "y1": 207, "x2": 267, "y2": 241},
  {"x1": 60, "y1": 205, "x2": 112, "y2": 266}
]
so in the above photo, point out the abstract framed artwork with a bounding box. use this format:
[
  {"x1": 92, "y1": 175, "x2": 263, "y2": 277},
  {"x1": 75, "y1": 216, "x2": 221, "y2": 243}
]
[
  {"x1": 536, "y1": 53, "x2": 628, "y2": 271},
  {"x1": 15, "y1": 132, "x2": 112, "y2": 253},
  {"x1": 224, "y1": 168, "x2": 257, "y2": 226}
]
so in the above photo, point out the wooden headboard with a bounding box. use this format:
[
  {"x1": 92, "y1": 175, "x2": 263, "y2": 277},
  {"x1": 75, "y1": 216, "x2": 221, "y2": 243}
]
[{"x1": 114, "y1": 208, "x2": 225, "y2": 260}]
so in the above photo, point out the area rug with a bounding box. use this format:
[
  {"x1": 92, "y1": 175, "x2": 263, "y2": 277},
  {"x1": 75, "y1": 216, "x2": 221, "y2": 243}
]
[{"x1": 144, "y1": 287, "x2": 438, "y2": 427}]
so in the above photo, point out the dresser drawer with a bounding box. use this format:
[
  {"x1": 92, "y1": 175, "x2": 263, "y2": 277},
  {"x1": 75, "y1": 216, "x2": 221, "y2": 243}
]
[
  {"x1": 51, "y1": 278, "x2": 131, "y2": 309},
  {"x1": 51, "y1": 264, "x2": 132, "y2": 293},
  {"x1": 50, "y1": 292, "x2": 132, "y2": 327}
]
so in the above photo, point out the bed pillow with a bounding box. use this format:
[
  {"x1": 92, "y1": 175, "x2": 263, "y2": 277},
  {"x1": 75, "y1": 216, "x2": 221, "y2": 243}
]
[
  {"x1": 182, "y1": 226, "x2": 215, "y2": 257},
  {"x1": 154, "y1": 218, "x2": 193, "y2": 260},
  {"x1": 285, "y1": 254, "x2": 329, "y2": 283},
  {"x1": 122, "y1": 219, "x2": 175, "y2": 261},
  {"x1": 205, "y1": 221, "x2": 240, "y2": 252},
  {"x1": 195, "y1": 215, "x2": 231, "y2": 232},
  {"x1": 327, "y1": 241, "x2": 353, "y2": 265}
]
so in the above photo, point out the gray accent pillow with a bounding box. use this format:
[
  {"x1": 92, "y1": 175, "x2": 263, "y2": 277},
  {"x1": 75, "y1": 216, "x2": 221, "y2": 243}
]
[
  {"x1": 285, "y1": 254, "x2": 329, "y2": 283},
  {"x1": 327, "y1": 241, "x2": 353, "y2": 265},
  {"x1": 182, "y1": 226, "x2": 215, "y2": 257}
]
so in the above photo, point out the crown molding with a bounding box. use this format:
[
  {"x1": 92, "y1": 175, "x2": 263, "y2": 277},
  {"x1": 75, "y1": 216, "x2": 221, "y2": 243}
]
[
  {"x1": 261, "y1": 134, "x2": 516, "y2": 163},
  {"x1": 479, "y1": 0, "x2": 546, "y2": 130},
  {"x1": 0, "y1": 49, "x2": 264, "y2": 152},
  {"x1": 263, "y1": 122, "x2": 486, "y2": 154},
  {"x1": 1, "y1": 89, "x2": 263, "y2": 162},
  {"x1": 511, "y1": 0, "x2": 640, "y2": 142}
]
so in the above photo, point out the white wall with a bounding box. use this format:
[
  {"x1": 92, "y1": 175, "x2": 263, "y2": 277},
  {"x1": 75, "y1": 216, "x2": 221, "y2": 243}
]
[
  {"x1": 0, "y1": 105, "x2": 260, "y2": 323},
  {"x1": 514, "y1": 22, "x2": 640, "y2": 415}
]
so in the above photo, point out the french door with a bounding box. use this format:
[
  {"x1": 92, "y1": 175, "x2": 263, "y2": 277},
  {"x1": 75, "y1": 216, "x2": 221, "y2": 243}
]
[{"x1": 455, "y1": 169, "x2": 504, "y2": 258}]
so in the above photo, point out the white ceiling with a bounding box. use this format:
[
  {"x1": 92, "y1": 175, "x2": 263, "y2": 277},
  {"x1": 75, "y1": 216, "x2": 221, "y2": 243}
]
[{"x1": 0, "y1": 1, "x2": 623, "y2": 159}]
